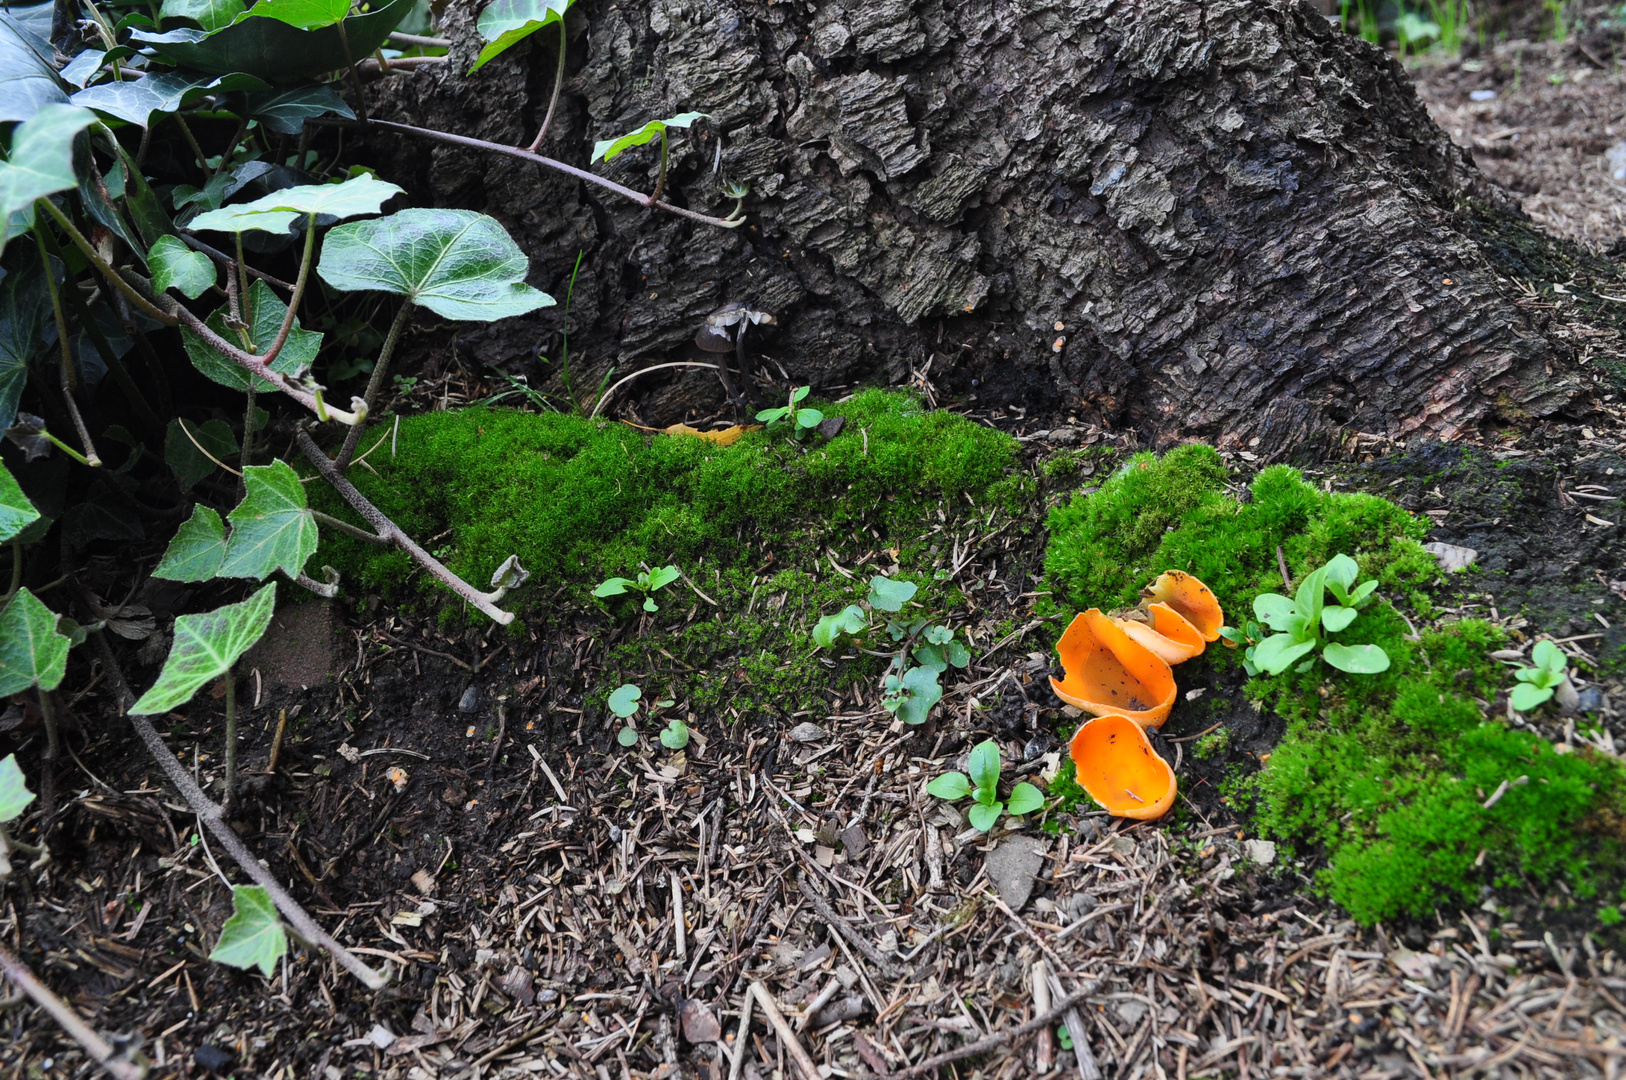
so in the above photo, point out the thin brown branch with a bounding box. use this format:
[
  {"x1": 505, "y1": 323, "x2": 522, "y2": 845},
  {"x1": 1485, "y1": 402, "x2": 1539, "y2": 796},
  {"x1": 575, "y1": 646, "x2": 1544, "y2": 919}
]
[
  {"x1": 0, "y1": 941, "x2": 146, "y2": 1080},
  {"x1": 889, "y1": 989, "x2": 1092, "y2": 1079}
]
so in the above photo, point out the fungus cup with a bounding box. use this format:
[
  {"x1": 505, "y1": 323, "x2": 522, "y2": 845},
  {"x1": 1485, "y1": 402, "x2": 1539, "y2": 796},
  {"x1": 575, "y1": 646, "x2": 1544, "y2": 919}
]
[
  {"x1": 1069, "y1": 715, "x2": 1177, "y2": 820},
  {"x1": 1115, "y1": 602, "x2": 1206, "y2": 664},
  {"x1": 1050, "y1": 609, "x2": 1177, "y2": 728},
  {"x1": 1143, "y1": 570, "x2": 1224, "y2": 642}
]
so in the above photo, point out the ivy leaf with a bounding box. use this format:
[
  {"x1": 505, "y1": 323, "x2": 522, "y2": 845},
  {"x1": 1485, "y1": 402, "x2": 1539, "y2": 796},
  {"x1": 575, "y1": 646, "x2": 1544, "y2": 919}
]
[
  {"x1": 470, "y1": 0, "x2": 574, "y2": 72},
  {"x1": 129, "y1": 0, "x2": 413, "y2": 83},
  {"x1": 0, "y1": 12, "x2": 67, "y2": 126},
  {"x1": 159, "y1": 0, "x2": 246, "y2": 33},
  {"x1": 245, "y1": 0, "x2": 349, "y2": 31},
  {"x1": 0, "y1": 105, "x2": 97, "y2": 254},
  {"x1": 154, "y1": 505, "x2": 227, "y2": 582},
  {"x1": 131, "y1": 583, "x2": 275, "y2": 714},
  {"x1": 1321, "y1": 642, "x2": 1390, "y2": 675},
  {"x1": 0, "y1": 588, "x2": 70, "y2": 695},
  {"x1": 607, "y1": 683, "x2": 641, "y2": 719},
  {"x1": 966, "y1": 801, "x2": 1002, "y2": 833},
  {"x1": 181, "y1": 279, "x2": 319, "y2": 391},
  {"x1": 190, "y1": 173, "x2": 403, "y2": 233},
  {"x1": 164, "y1": 418, "x2": 238, "y2": 490},
  {"x1": 209, "y1": 885, "x2": 288, "y2": 977},
  {"x1": 925, "y1": 771, "x2": 971, "y2": 801},
  {"x1": 591, "y1": 112, "x2": 709, "y2": 164},
  {"x1": 317, "y1": 208, "x2": 556, "y2": 321},
  {"x1": 0, "y1": 460, "x2": 40, "y2": 543},
  {"x1": 220, "y1": 460, "x2": 316, "y2": 580},
  {"x1": 1005, "y1": 782, "x2": 1045, "y2": 817},
  {"x1": 240, "y1": 84, "x2": 353, "y2": 135},
  {"x1": 0, "y1": 753, "x2": 34, "y2": 823},
  {"x1": 0, "y1": 256, "x2": 50, "y2": 429},
  {"x1": 866, "y1": 575, "x2": 917, "y2": 613},
  {"x1": 148, "y1": 236, "x2": 216, "y2": 298},
  {"x1": 71, "y1": 71, "x2": 269, "y2": 129}
]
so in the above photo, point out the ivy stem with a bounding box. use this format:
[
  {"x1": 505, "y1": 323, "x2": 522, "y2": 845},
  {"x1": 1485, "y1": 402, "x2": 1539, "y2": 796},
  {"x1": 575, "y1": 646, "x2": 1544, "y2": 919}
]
[
  {"x1": 173, "y1": 113, "x2": 210, "y2": 173},
  {"x1": 334, "y1": 301, "x2": 412, "y2": 471},
  {"x1": 234, "y1": 234, "x2": 251, "y2": 323},
  {"x1": 525, "y1": 16, "x2": 568, "y2": 153},
  {"x1": 210, "y1": 116, "x2": 249, "y2": 181},
  {"x1": 0, "y1": 942, "x2": 145, "y2": 1080},
  {"x1": 36, "y1": 428, "x2": 92, "y2": 467},
  {"x1": 37, "y1": 199, "x2": 176, "y2": 326},
  {"x1": 31, "y1": 229, "x2": 102, "y2": 468},
  {"x1": 311, "y1": 510, "x2": 390, "y2": 545},
  {"x1": 37, "y1": 690, "x2": 60, "y2": 797},
  {"x1": 222, "y1": 668, "x2": 238, "y2": 814},
  {"x1": 336, "y1": 20, "x2": 371, "y2": 124},
  {"x1": 239, "y1": 388, "x2": 256, "y2": 499},
  {"x1": 649, "y1": 127, "x2": 670, "y2": 206},
  {"x1": 257, "y1": 213, "x2": 320, "y2": 371}
]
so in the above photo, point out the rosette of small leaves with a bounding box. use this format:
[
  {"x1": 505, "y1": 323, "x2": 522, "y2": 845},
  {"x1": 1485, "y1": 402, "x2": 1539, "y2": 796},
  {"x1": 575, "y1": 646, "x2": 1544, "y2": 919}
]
[
  {"x1": 756, "y1": 386, "x2": 823, "y2": 441},
  {"x1": 926, "y1": 740, "x2": 1044, "y2": 832},
  {"x1": 1231, "y1": 553, "x2": 1389, "y2": 676},
  {"x1": 1510, "y1": 640, "x2": 1568, "y2": 712},
  {"x1": 594, "y1": 565, "x2": 681, "y2": 612}
]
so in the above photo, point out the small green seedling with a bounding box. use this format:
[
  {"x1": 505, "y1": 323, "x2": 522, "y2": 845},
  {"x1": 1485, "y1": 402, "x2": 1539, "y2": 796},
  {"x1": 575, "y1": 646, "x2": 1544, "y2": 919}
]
[
  {"x1": 659, "y1": 718, "x2": 691, "y2": 750},
  {"x1": 1510, "y1": 640, "x2": 1569, "y2": 712},
  {"x1": 0, "y1": 753, "x2": 43, "y2": 878},
  {"x1": 594, "y1": 565, "x2": 682, "y2": 612},
  {"x1": 812, "y1": 575, "x2": 969, "y2": 725},
  {"x1": 609, "y1": 683, "x2": 642, "y2": 746},
  {"x1": 1056, "y1": 1025, "x2": 1074, "y2": 1050},
  {"x1": 925, "y1": 739, "x2": 1044, "y2": 832},
  {"x1": 756, "y1": 386, "x2": 823, "y2": 441},
  {"x1": 1226, "y1": 553, "x2": 1388, "y2": 676}
]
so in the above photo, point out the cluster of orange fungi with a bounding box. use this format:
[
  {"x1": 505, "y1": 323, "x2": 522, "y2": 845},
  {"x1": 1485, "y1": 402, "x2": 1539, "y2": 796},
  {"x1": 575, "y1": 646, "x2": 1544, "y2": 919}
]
[{"x1": 1050, "y1": 572, "x2": 1224, "y2": 821}]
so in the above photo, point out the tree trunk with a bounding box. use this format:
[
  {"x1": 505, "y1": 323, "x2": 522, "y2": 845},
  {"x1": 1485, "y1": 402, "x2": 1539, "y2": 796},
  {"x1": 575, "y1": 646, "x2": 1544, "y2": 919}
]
[{"x1": 366, "y1": 0, "x2": 1585, "y2": 456}]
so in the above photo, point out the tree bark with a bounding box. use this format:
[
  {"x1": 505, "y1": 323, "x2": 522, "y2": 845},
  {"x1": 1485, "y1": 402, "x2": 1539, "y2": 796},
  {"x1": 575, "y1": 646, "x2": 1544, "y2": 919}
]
[{"x1": 366, "y1": 0, "x2": 1585, "y2": 456}]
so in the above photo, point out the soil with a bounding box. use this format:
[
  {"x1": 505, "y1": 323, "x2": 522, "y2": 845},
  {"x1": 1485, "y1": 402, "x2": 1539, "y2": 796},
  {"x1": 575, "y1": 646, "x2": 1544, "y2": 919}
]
[{"x1": 14, "y1": 14, "x2": 1626, "y2": 1080}]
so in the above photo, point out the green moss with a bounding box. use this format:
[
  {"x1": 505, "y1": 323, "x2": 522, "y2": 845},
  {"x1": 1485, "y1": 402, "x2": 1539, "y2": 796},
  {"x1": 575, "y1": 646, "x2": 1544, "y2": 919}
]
[
  {"x1": 1043, "y1": 445, "x2": 1626, "y2": 925},
  {"x1": 317, "y1": 389, "x2": 1018, "y2": 604},
  {"x1": 1193, "y1": 727, "x2": 1231, "y2": 760}
]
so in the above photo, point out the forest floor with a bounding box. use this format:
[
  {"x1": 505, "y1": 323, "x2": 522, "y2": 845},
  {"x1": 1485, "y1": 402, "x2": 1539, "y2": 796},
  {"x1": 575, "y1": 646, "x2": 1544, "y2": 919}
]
[{"x1": 12, "y1": 23, "x2": 1626, "y2": 1080}]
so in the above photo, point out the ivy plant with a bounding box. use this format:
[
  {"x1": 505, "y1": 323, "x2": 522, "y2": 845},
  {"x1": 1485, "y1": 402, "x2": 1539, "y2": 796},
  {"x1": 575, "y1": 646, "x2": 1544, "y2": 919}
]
[
  {"x1": 0, "y1": 752, "x2": 43, "y2": 878},
  {"x1": 209, "y1": 884, "x2": 288, "y2": 977},
  {"x1": 926, "y1": 740, "x2": 1044, "y2": 832}
]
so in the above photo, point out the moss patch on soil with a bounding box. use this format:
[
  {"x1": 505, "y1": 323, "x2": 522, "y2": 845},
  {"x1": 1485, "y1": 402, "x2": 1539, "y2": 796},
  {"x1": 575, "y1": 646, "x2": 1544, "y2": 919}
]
[{"x1": 1045, "y1": 447, "x2": 1626, "y2": 925}]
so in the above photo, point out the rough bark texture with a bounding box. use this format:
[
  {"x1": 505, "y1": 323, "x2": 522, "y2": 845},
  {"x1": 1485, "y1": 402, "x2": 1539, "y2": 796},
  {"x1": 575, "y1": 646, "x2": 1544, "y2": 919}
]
[{"x1": 364, "y1": 0, "x2": 1581, "y2": 455}]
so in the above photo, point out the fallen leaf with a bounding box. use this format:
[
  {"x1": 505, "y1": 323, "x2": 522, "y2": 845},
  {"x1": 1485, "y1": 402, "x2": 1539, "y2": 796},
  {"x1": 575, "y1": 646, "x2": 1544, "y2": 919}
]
[{"x1": 661, "y1": 423, "x2": 757, "y2": 446}]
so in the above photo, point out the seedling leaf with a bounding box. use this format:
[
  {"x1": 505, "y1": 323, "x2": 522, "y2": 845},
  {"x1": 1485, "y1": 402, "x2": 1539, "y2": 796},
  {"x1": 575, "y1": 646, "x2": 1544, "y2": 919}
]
[
  {"x1": 967, "y1": 801, "x2": 1002, "y2": 833},
  {"x1": 0, "y1": 461, "x2": 40, "y2": 543},
  {"x1": 1531, "y1": 639, "x2": 1566, "y2": 674},
  {"x1": 0, "y1": 588, "x2": 69, "y2": 695},
  {"x1": 1250, "y1": 634, "x2": 1316, "y2": 675},
  {"x1": 317, "y1": 208, "x2": 555, "y2": 322},
  {"x1": 594, "y1": 577, "x2": 633, "y2": 597},
  {"x1": 944, "y1": 640, "x2": 971, "y2": 669},
  {"x1": 925, "y1": 771, "x2": 971, "y2": 800},
  {"x1": 1510, "y1": 682, "x2": 1555, "y2": 712},
  {"x1": 659, "y1": 719, "x2": 690, "y2": 750},
  {"x1": 968, "y1": 739, "x2": 1000, "y2": 795},
  {"x1": 607, "y1": 683, "x2": 641, "y2": 719},
  {"x1": 867, "y1": 575, "x2": 917, "y2": 613},
  {"x1": 1252, "y1": 593, "x2": 1296, "y2": 631},
  {"x1": 646, "y1": 565, "x2": 681, "y2": 591},
  {"x1": 591, "y1": 112, "x2": 708, "y2": 164},
  {"x1": 1005, "y1": 782, "x2": 1044, "y2": 817},
  {"x1": 1321, "y1": 605, "x2": 1357, "y2": 634},
  {"x1": 0, "y1": 753, "x2": 34, "y2": 823},
  {"x1": 154, "y1": 504, "x2": 227, "y2": 582},
  {"x1": 893, "y1": 665, "x2": 941, "y2": 724},
  {"x1": 131, "y1": 583, "x2": 276, "y2": 714},
  {"x1": 616, "y1": 726, "x2": 638, "y2": 747},
  {"x1": 209, "y1": 885, "x2": 287, "y2": 977},
  {"x1": 220, "y1": 461, "x2": 317, "y2": 580},
  {"x1": 148, "y1": 236, "x2": 216, "y2": 298},
  {"x1": 1322, "y1": 642, "x2": 1390, "y2": 674}
]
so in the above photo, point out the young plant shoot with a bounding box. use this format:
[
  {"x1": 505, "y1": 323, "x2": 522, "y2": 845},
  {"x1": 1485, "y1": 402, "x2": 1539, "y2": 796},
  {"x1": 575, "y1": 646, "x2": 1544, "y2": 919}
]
[
  {"x1": 594, "y1": 565, "x2": 682, "y2": 612},
  {"x1": 926, "y1": 740, "x2": 1045, "y2": 832}
]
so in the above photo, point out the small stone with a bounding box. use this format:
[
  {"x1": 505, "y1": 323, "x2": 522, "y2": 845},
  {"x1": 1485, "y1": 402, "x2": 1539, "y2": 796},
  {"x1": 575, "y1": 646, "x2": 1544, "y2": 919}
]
[
  {"x1": 839, "y1": 823, "x2": 870, "y2": 858},
  {"x1": 1115, "y1": 1000, "x2": 1148, "y2": 1026},
  {"x1": 1577, "y1": 686, "x2": 1606, "y2": 714},
  {"x1": 1067, "y1": 892, "x2": 1098, "y2": 919},
  {"x1": 194, "y1": 1045, "x2": 235, "y2": 1073},
  {"x1": 458, "y1": 686, "x2": 480, "y2": 713},
  {"x1": 1423, "y1": 542, "x2": 1477, "y2": 572},
  {"x1": 679, "y1": 998, "x2": 722, "y2": 1043},
  {"x1": 985, "y1": 834, "x2": 1047, "y2": 912},
  {"x1": 1470, "y1": 88, "x2": 1497, "y2": 102},
  {"x1": 1243, "y1": 839, "x2": 1277, "y2": 866},
  {"x1": 788, "y1": 722, "x2": 826, "y2": 743}
]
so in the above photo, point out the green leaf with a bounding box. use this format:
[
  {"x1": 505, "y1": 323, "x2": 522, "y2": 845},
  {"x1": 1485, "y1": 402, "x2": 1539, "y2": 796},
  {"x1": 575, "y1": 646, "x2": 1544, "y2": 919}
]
[
  {"x1": 71, "y1": 72, "x2": 269, "y2": 129},
  {"x1": 755, "y1": 406, "x2": 788, "y2": 424},
  {"x1": 944, "y1": 640, "x2": 971, "y2": 669},
  {"x1": 1348, "y1": 579, "x2": 1379, "y2": 609},
  {"x1": 923, "y1": 625, "x2": 953, "y2": 645},
  {"x1": 240, "y1": 84, "x2": 354, "y2": 135},
  {"x1": 1005, "y1": 782, "x2": 1044, "y2": 817},
  {"x1": 154, "y1": 505, "x2": 227, "y2": 582},
  {"x1": 646, "y1": 565, "x2": 681, "y2": 591},
  {"x1": 1509, "y1": 682, "x2": 1555, "y2": 712},
  {"x1": 894, "y1": 665, "x2": 941, "y2": 724},
  {"x1": 470, "y1": 0, "x2": 574, "y2": 72},
  {"x1": 1321, "y1": 642, "x2": 1390, "y2": 675},
  {"x1": 160, "y1": 0, "x2": 245, "y2": 32},
  {"x1": 0, "y1": 752, "x2": 33, "y2": 823},
  {"x1": 866, "y1": 575, "x2": 917, "y2": 613},
  {"x1": 966, "y1": 802, "x2": 1002, "y2": 833},
  {"x1": 913, "y1": 643, "x2": 946, "y2": 673},
  {"x1": 1252, "y1": 592, "x2": 1296, "y2": 631},
  {"x1": 209, "y1": 885, "x2": 287, "y2": 977},
  {"x1": 164, "y1": 418, "x2": 238, "y2": 491},
  {"x1": 129, "y1": 0, "x2": 413, "y2": 83},
  {"x1": 0, "y1": 254, "x2": 50, "y2": 428},
  {"x1": 925, "y1": 771, "x2": 971, "y2": 801},
  {"x1": 593, "y1": 577, "x2": 632, "y2": 598},
  {"x1": 220, "y1": 460, "x2": 317, "y2": 580},
  {"x1": 658, "y1": 719, "x2": 689, "y2": 750},
  {"x1": 794, "y1": 408, "x2": 823, "y2": 428},
  {"x1": 131, "y1": 583, "x2": 275, "y2": 714},
  {"x1": 1320, "y1": 605, "x2": 1357, "y2": 634},
  {"x1": 591, "y1": 112, "x2": 709, "y2": 164},
  {"x1": 0, "y1": 12, "x2": 67, "y2": 127},
  {"x1": 0, "y1": 105, "x2": 96, "y2": 253},
  {"x1": 642, "y1": 596, "x2": 657, "y2": 612},
  {"x1": 1293, "y1": 567, "x2": 1326, "y2": 627},
  {"x1": 1532, "y1": 639, "x2": 1566, "y2": 674},
  {"x1": 246, "y1": 0, "x2": 350, "y2": 31},
  {"x1": 607, "y1": 683, "x2": 641, "y2": 719},
  {"x1": 790, "y1": 386, "x2": 810, "y2": 403},
  {"x1": 1250, "y1": 634, "x2": 1317, "y2": 676},
  {"x1": 616, "y1": 725, "x2": 638, "y2": 747},
  {"x1": 181, "y1": 279, "x2": 319, "y2": 391},
  {"x1": 317, "y1": 208, "x2": 555, "y2": 321},
  {"x1": 0, "y1": 460, "x2": 39, "y2": 543},
  {"x1": 148, "y1": 236, "x2": 216, "y2": 299},
  {"x1": 1323, "y1": 553, "x2": 1358, "y2": 596},
  {"x1": 191, "y1": 174, "x2": 403, "y2": 233},
  {"x1": 0, "y1": 588, "x2": 69, "y2": 694},
  {"x1": 968, "y1": 739, "x2": 1000, "y2": 794}
]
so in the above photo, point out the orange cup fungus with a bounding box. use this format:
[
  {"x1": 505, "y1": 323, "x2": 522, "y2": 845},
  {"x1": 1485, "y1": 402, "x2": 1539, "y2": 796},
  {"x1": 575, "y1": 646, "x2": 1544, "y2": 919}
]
[
  {"x1": 1055, "y1": 572, "x2": 1225, "y2": 823},
  {"x1": 1069, "y1": 715, "x2": 1177, "y2": 820}
]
